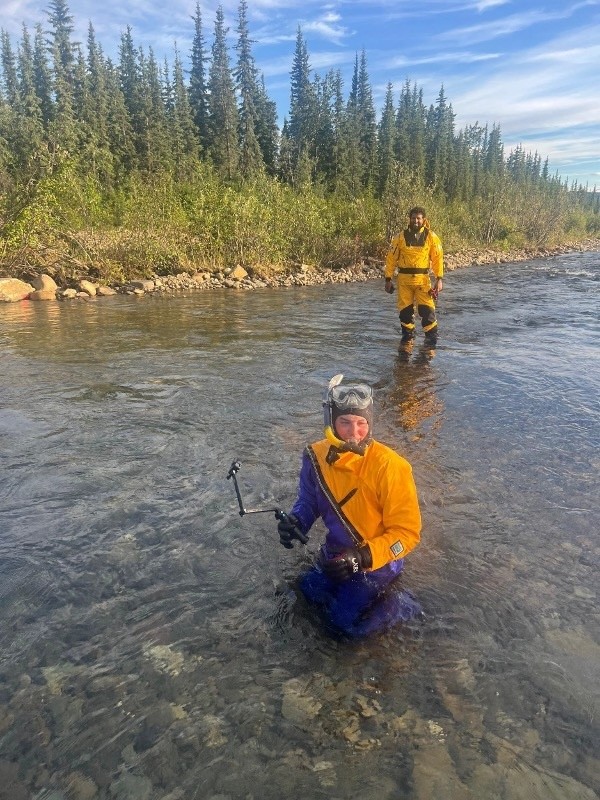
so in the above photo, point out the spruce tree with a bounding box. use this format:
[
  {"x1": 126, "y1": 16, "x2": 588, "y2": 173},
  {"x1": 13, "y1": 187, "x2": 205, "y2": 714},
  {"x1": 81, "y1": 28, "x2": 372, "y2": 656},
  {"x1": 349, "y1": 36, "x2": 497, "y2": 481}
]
[
  {"x1": 189, "y1": 2, "x2": 209, "y2": 151},
  {"x1": 118, "y1": 27, "x2": 144, "y2": 169},
  {"x1": 17, "y1": 25, "x2": 44, "y2": 125},
  {"x1": 235, "y1": 0, "x2": 264, "y2": 178},
  {"x1": 104, "y1": 58, "x2": 136, "y2": 176},
  {"x1": 395, "y1": 79, "x2": 411, "y2": 167},
  {"x1": 277, "y1": 119, "x2": 294, "y2": 184},
  {"x1": 33, "y1": 24, "x2": 53, "y2": 127},
  {"x1": 313, "y1": 71, "x2": 336, "y2": 187},
  {"x1": 448, "y1": 130, "x2": 471, "y2": 200},
  {"x1": 336, "y1": 57, "x2": 363, "y2": 196},
  {"x1": 330, "y1": 70, "x2": 346, "y2": 191},
  {"x1": 47, "y1": 1, "x2": 79, "y2": 162},
  {"x1": 72, "y1": 45, "x2": 91, "y2": 144},
  {"x1": 170, "y1": 46, "x2": 200, "y2": 179},
  {"x1": 84, "y1": 24, "x2": 115, "y2": 182},
  {"x1": 1, "y1": 30, "x2": 18, "y2": 106},
  {"x1": 376, "y1": 82, "x2": 396, "y2": 197},
  {"x1": 408, "y1": 84, "x2": 426, "y2": 178},
  {"x1": 8, "y1": 26, "x2": 45, "y2": 175},
  {"x1": 287, "y1": 26, "x2": 318, "y2": 183},
  {"x1": 207, "y1": 6, "x2": 239, "y2": 180},
  {"x1": 426, "y1": 85, "x2": 455, "y2": 191},
  {"x1": 46, "y1": 0, "x2": 76, "y2": 87},
  {"x1": 253, "y1": 74, "x2": 278, "y2": 175},
  {"x1": 355, "y1": 50, "x2": 376, "y2": 189},
  {"x1": 76, "y1": 26, "x2": 117, "y2": 185},
  {"x1": 466, "y1": 122, "x2": 486, "y2": 196},
  {"x1": 139, "y1": 47, "x2": 171, "y2": 173},
  {"x1": 484, "y1": 123, "x2": 504, "y2": 178}
]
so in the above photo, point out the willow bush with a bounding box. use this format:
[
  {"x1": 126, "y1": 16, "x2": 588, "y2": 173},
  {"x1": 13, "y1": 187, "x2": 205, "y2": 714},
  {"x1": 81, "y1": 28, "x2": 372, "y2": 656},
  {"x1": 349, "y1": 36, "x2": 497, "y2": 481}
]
[{"x1": 1, "y1": 156, "x2": 598, "y2": 285}]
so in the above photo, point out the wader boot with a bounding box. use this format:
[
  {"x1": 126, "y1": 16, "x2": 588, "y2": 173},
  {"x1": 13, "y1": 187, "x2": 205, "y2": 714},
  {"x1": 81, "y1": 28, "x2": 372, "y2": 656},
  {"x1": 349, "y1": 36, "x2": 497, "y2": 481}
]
[{"x1": 424, "y1": 329, "x2": 438, "y2": 348}]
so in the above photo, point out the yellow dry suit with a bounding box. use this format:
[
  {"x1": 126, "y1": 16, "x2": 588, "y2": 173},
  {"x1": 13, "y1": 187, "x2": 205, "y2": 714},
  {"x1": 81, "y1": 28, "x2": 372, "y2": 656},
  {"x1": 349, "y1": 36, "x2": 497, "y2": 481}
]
[
  {"x1": 385, "y1": 223, "x2": 444, "y2": 338},
  {"x1": 293, "y1": 439, "x2": 421, "y2": 572}
]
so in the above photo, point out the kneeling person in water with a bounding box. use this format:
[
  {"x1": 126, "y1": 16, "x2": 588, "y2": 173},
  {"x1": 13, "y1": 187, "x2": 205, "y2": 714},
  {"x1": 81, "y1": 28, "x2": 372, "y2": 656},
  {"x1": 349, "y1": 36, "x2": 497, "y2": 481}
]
[{"x1": 277, "y1": 377, "x2": 422, "y2": 637}]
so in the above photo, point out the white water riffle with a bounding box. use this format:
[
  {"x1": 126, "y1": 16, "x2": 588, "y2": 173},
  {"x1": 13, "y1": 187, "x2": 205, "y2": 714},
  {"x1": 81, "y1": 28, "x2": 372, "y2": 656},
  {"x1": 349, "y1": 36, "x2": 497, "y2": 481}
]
[{"x1": 0, "y1": 252, "x2": 598, "y2": 799}]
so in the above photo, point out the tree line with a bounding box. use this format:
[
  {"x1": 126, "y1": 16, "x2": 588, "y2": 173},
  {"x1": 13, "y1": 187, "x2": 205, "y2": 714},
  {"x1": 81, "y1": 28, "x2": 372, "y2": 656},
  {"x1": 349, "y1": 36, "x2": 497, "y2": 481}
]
[{"x1": 0, "y1": 0, "x2": 598, "y2": 283}]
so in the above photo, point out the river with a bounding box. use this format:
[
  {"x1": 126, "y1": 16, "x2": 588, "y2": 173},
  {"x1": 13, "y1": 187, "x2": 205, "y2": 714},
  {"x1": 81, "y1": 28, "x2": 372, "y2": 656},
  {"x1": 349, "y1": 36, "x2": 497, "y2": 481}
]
[{"x1": 0, "y1": 252, "x2": 598, "y2": 800}]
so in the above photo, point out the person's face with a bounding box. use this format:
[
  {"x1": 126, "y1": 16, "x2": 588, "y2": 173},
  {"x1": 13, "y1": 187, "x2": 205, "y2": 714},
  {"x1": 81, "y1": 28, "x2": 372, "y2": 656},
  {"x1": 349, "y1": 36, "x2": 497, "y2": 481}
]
[
  {"x1": 334, "y1": 414, "x2": 370, "y2": 444},
  {"x1": 409, "y1": 212, "x2": 424, "y2": 230}
]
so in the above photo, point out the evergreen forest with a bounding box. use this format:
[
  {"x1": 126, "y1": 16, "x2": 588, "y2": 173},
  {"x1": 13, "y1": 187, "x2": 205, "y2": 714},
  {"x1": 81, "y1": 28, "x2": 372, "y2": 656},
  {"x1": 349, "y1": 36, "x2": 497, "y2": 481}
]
[{"x1": 1, "y1": 0, "x2": 599, "y2": 285}]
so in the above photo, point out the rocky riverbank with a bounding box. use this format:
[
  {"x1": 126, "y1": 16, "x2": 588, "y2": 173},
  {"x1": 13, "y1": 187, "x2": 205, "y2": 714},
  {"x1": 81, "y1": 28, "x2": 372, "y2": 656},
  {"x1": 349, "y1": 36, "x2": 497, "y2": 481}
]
[{"x1": 1, "y1": 238, "x2": 599, "y2": 302}]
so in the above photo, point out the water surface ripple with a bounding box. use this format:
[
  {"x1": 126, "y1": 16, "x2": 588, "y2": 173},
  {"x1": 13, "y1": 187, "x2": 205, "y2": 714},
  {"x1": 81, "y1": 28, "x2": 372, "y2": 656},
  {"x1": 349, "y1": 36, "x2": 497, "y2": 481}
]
[{"x1": 0, "y1": 252, "x2": 598, "y2": 799}]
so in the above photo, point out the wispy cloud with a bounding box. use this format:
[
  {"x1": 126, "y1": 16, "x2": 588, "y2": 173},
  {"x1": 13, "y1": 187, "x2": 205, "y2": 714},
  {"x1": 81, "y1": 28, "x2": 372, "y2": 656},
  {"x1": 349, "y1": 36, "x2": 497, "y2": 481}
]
[
  {"x1": 451, "y1": 25, "x2": 600, "y2": 128},
  {"x1": 389, "y1": 51, "x2": 501, "y2": 67},
  {"x1": 303, "y1": 12, "x2": 353, "y2": 45},
  {"x1": 438, "y1": 2, "x2": 600, "y2": 45},
  {"x1": 473, "y1": 0, "x2": 511, "y2": 9},
  {"x1": 437, "y1": 11, "x2": 551, "y2": 45}
]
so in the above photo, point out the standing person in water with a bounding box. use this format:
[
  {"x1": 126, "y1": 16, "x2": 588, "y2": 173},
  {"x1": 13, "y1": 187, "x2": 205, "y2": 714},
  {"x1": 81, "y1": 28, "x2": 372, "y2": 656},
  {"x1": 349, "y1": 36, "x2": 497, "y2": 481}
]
[
  {"x1": 384, "y1": 206, "x2": 444, "y2": 347},
  {"x1": 277, "y1": 376, "x2": 422, "y2": 637}
]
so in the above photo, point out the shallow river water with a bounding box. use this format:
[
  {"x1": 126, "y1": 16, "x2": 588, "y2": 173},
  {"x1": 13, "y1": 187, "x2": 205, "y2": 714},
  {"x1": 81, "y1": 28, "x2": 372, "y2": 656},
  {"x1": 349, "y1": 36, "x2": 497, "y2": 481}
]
[{"x1": 0, "y1": 252, "x2": 599, "y2": 800}]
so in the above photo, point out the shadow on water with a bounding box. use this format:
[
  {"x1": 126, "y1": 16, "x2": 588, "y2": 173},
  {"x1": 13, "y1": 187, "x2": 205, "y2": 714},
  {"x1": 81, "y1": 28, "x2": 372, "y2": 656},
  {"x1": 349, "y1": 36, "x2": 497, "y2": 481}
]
[{"x1": 0, "y1": 253, "x2": 598, "y2": 798}]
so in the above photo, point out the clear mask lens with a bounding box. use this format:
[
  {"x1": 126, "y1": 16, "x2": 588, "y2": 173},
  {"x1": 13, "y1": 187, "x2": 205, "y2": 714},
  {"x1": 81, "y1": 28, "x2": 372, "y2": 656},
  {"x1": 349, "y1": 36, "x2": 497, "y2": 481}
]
[{"x1": 329, "y1": 384, "x2": 372, "y2": 410}]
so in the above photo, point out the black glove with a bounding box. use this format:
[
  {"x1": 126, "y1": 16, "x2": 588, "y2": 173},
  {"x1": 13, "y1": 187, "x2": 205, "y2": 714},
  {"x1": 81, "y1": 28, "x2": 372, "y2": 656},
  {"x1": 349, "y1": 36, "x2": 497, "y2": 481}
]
[
  {"x1": 384, "y1": 278, "x2": 394, "y2": 294},
  {"x1": 322, "y1": 546, "x2": 372, "y2": 581},
  {"x1": 277, "y1": 513, "x2": 308, "y2": 549}
]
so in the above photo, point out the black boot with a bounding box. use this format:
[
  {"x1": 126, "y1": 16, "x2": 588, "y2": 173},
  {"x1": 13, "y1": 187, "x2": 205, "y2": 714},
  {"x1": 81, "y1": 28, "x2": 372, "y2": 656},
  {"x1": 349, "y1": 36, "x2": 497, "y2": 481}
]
[
  {"x1": 400, "y1": 330, "x2": 415, "y2": 344},
  {"x1": 424, "y1": 330, "x2": 438, "y2": 347}
]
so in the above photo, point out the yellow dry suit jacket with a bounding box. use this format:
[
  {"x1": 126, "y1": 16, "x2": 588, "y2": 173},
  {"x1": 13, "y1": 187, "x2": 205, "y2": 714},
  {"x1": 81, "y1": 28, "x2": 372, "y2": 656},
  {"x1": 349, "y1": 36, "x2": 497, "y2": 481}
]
[
  {"x1": 385, "y1": 224, "x2": 444, "y2": 283},
  {"x1": 293, "y1": 439, "x2": 421, "y2": 571}
]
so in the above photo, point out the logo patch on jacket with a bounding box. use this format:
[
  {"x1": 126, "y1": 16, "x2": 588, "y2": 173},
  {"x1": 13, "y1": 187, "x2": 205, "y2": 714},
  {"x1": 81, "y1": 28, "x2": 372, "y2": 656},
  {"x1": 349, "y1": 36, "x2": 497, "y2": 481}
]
[{"x1": 390, "y1": 541, "x2": 404, "y2": 556}]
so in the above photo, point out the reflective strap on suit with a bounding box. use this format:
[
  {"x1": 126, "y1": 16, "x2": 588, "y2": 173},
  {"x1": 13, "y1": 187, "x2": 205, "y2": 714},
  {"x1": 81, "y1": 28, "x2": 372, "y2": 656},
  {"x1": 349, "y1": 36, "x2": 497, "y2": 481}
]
[
  {"x1": 305, "y1": 445, "x2": 365, "y2": 547},
  {"x1": 397, "y1": 267, "x2": 429, "y2": 274}
]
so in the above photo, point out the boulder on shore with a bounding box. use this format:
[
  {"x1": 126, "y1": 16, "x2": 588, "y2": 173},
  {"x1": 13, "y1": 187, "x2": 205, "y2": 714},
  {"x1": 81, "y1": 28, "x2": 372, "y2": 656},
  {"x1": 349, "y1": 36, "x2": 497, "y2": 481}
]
[
  {"x1": 79, "y1": 279, "x2": 97, "y2": 297},
  {"x1": 29, "y1": 289, "x2": 58, "y2": 301},
  {"x1": 229, "y1": 265, "x2": 248, "y2": 281},
  {"x1": 31, "y1": 274, "x2": 58, "y2": 292},
  {"x1": 0, "y1": 278, "x2": 35, "y2": 302}
]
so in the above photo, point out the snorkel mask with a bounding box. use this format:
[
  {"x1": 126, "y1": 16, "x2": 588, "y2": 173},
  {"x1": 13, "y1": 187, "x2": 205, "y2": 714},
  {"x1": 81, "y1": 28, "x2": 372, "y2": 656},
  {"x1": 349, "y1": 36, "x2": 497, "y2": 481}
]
[{"x1": 323, "y1": 374, "x2": 373, "y2": 455}]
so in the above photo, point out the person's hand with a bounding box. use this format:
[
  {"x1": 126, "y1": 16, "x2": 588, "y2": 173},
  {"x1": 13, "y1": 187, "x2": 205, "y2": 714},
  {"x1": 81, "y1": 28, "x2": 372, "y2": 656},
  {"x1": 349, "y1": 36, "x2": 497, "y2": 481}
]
[
  {"x1": 277, "y1": 513, "x2": 308, "y2": 549},
  {"x1": 435, "y1": 277, "x2": 443, "y2": 294},
  {"x1": 384, "y1": 278, "x2": 394, "y2": 294},
  {"x1": 322, "y1": 546, "x2": 372, "y2": 581}
]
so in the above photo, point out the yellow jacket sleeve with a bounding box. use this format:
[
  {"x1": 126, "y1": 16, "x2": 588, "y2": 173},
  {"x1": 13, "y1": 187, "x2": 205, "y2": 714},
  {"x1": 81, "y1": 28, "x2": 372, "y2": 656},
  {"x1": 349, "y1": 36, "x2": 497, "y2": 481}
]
[
  {"x1": 365, "y1": 450, "x2": 421, "y2": 570},
  {"x1": 384, "y1": 236, "x2": 401, "y2": 279},
  {"x1": 429, "y1": 231, "x2": 444, "y2": 278}
]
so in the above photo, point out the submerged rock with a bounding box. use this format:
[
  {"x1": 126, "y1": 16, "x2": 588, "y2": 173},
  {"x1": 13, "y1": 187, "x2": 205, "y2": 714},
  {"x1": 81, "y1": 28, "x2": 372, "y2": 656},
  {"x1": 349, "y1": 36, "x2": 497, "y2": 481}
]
[{"x1": 281, "y1": 677, "x2": 322, "y2": 726}]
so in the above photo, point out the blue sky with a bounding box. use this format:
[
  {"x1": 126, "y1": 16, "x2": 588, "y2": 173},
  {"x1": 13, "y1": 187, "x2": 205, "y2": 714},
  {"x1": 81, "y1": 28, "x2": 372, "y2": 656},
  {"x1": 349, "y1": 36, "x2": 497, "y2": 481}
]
[{"x1": 3, "y1": 0, "x2": 600, "y2": 188}]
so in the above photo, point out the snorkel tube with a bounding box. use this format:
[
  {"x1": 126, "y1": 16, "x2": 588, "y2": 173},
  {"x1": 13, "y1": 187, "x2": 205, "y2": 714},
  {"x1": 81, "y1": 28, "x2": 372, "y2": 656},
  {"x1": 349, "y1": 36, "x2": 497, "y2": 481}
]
[{"x1": 324, "y1": 374, "x2": 349, "y2": 449}]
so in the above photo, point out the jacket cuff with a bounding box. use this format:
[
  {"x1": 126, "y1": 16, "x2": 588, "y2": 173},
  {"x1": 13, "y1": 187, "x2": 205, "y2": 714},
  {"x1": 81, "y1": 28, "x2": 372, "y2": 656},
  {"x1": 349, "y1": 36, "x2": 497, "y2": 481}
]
[{"x1": 359, "y1": 544, "x2": 373, "y2": 569}]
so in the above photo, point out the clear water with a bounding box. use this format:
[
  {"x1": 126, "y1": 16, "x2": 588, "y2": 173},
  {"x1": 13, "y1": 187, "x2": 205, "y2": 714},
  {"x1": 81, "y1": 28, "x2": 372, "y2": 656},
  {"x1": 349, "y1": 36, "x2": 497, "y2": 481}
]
[{"x1": 0, "y1": 253, "x2": 598, "y2": 799}]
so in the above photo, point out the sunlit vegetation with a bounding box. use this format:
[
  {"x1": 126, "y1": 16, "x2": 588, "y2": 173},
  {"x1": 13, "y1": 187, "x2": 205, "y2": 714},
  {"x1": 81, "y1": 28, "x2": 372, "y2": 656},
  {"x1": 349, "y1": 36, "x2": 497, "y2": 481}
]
[{"x1": 1, "y1": 0, "x2": 598, "y2": 284}]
